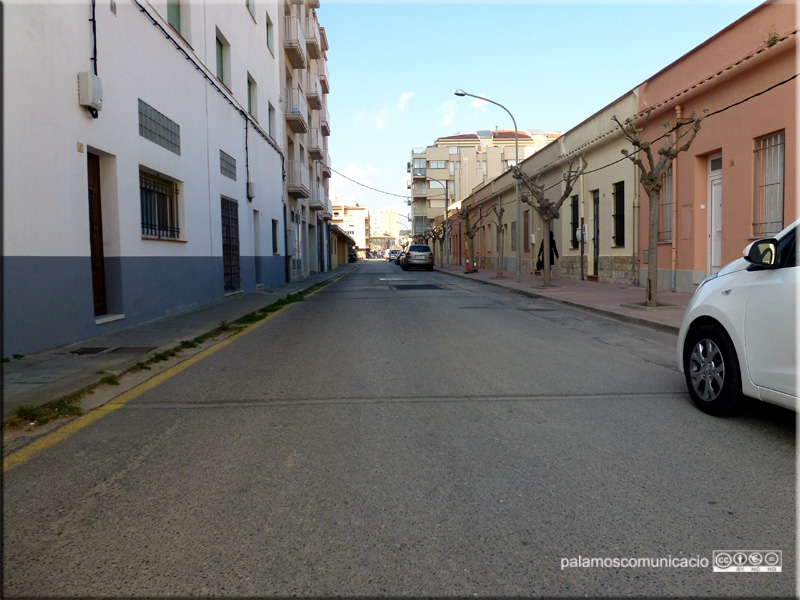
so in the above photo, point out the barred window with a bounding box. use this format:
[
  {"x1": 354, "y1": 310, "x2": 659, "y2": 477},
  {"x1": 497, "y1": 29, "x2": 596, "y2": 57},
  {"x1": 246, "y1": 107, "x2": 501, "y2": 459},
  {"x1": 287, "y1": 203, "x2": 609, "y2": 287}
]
[
  {"x1": 571, "y1": 196, "x2": 579, "y2": 249},
  {"x1": 612, "y1": 181, "x2": 625, "y2": 247},
  {"x1": 753, "y1": 131, "x2": 785, "y2": 237},
  {"x1": 659, "y1": 166, "x2": 673, "y2": 242},
  {"x1": 138, "y1": 99, "x2": 180, "y2": 155},
  {"x1": 220, "y1": 150, "x2": 237, "y2": 180},
  {"x1": 140, "y1": 170, "x2": 180, "y2": 240}
]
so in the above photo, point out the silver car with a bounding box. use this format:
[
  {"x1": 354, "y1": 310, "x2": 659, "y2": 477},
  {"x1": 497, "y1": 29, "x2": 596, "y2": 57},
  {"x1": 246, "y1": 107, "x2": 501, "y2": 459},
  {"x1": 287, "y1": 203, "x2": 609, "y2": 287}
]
[{"x1": 401, "y1": 244, "x2": 434, "y2": 271}]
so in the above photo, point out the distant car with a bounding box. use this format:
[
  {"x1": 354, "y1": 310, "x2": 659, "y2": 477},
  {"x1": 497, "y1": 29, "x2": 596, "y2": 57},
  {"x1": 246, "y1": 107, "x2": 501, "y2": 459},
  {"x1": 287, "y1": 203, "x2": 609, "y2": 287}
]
[
  {"x1": 388, "y1": 249, "x2": 400, "y2": 262},
  {"x1": 402, "y1": 244, "x2": 434, "y2": 271},
  {"x1": 347, "y1": 251, "x2": 358, "y2": 263},
  {"x1": 395, "y1": 250, "x2": 405, "y2": 265},
  {"x1": 383, "y1": 249, "x2": 391, "y2": 260},
  {"x1": 678, "y1": 219, "x2": 798, "y2": 416}
]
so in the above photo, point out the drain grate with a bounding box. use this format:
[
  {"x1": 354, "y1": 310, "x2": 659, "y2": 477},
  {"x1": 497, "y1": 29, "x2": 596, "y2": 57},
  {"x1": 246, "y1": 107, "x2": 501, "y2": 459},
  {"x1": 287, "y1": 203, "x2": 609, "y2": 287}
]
[
  {"x1": 70, "y1": 347, "x2": 109, "y2": 355},
  {"x1": 390, "y1": 284, "x2": 445, "y2": 291}
]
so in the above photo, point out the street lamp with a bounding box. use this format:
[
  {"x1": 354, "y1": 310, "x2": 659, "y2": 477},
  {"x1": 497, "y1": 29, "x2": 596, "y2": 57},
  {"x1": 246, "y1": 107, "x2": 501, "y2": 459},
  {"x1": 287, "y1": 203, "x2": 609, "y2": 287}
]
[
  {"x1": 454, "y1": 90, "x2": 520, "y2": 282},
  {"x1": 426, "y1": 176, "x2": 449, "y2": 267}
]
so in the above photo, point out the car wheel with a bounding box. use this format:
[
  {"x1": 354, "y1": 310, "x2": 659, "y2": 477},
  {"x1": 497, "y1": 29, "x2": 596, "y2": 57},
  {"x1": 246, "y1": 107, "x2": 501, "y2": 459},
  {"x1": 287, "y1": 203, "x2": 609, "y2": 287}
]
[{"x1": 683, "y1": 324, "x2": 744, "y2": 416}]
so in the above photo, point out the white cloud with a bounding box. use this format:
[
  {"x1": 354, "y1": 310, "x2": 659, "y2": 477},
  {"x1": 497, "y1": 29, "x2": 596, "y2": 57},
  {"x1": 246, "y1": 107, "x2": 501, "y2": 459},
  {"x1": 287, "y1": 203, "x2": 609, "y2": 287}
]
[
  {"x1": 439, "y1": 99, "x2": 458, "y2": 127},
  {"x1": 397, "y1": 91, "x2": 415, "y2": 112},
  {"x1": 470, "y1": 97, "x2": 489, "y2": 112}
]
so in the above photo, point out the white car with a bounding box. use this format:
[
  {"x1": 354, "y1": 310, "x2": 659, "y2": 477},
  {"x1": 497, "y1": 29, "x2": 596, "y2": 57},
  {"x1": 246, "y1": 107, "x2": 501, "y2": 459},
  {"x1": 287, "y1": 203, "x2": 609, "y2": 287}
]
[{"x1": 678, "y1": 220, "x2": 797, "y2": 416}]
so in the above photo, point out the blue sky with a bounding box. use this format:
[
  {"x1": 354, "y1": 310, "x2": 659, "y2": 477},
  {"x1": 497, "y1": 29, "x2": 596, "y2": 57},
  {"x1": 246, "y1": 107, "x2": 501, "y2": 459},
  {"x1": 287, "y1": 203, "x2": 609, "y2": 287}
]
[{"x1": 317, "y1": 1, "x2": 764, "y2": 227}]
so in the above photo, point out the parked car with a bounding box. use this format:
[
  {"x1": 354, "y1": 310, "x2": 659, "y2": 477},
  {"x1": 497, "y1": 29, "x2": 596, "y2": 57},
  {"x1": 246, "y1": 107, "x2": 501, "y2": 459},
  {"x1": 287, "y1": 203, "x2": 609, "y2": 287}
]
[
  {"x1": 394, "y1": 249, "x2": 405, "y2": 265},
  {"x1": 678, "y1": 219, "x2": 797, "y2": 416},
  {"x1": 347, "y1": 251, "x2": 358, "y2": 263},
  {"x1": 383, "y1": 249, "x2": 392, "y2": 260},
  {"x1": 388, "y1": 249, "x2": 400, "y2": 262},
  {"x1": 402, "y1": 244, "x2": 434, "y2": 271}
]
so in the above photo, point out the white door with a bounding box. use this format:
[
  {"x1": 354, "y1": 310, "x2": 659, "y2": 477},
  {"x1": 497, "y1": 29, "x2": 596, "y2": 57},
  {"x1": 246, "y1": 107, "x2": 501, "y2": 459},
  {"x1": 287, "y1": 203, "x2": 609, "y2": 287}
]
[{"x1": 708, "y1": 154, "x2": 723, "y2": 274}]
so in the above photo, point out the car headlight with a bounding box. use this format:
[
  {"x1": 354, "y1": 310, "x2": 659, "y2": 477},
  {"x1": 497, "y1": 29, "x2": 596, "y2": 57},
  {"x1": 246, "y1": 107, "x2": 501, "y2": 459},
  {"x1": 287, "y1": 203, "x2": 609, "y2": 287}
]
[{"x1": 696, "y1": 272, "x2": 718, "y2": 291}]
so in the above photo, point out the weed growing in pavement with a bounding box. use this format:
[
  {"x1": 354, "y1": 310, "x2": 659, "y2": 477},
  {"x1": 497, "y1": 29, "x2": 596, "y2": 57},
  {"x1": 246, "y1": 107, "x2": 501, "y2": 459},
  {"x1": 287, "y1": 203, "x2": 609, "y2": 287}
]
[
  {"x1": 2, "y1": 357, "x2": 10, "y2": 363},
  {"x1": 5, "y1": 394, "x2": 83, "y2": 429},
  {"x1": 13, "y1": 354, "x2": 24, "y2": 360},
  {"x1": 100, "y1": 375, "x2": 120, "y2": 386}
]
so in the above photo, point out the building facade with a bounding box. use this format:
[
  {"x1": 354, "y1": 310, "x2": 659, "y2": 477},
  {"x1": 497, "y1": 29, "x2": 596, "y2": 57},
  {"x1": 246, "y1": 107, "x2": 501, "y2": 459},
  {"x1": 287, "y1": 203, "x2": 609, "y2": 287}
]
[
  {"x1": 3, "y1": 0, "x2": 333, "y2": 356},
  {"x1": 331, "y1": 204, "x2": 370, "y2": 257}
]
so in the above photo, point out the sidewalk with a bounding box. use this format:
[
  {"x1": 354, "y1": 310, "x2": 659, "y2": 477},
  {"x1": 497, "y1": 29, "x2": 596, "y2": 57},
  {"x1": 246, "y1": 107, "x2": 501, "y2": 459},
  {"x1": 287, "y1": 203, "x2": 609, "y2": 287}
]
[
  {"x1": 2, "y1": 264, "x2": 360, "y2": 418},
  {"x1": 435, "y1": 262, "x2": 692, "y2": 334}
]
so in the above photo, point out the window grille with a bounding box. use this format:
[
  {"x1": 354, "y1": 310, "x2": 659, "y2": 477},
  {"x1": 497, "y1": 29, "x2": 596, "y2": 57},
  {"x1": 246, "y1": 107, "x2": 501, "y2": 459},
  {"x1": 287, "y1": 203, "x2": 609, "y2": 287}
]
[
  {"x1": 658, "y1": 167, "x2": 673, "y2": 242},
  {"x1": 571, "y1": 196, "x2": 579, "y2": 249},
  {"x1": 138, "y1": 99, "x2": 180, "y2": 155},
  {"x1": 140, "y1": 171, "x2": 180, "y2": 239},
  {"x1": 753, "y1": 131, "x2": 785, "y2": 236},
  {"x1": 612, "y1": 181, "x2": 625, "y2": 247},
  {"x1": 220, "y1": 150, "x2": 237, "y2": 180}
]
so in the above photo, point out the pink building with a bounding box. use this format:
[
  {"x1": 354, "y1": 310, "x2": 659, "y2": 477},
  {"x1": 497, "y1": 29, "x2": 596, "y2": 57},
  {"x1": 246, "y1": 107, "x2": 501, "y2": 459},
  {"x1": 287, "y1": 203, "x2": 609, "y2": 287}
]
[{"x1": 635, "y1": 0, "x2": 796, "y2": 292}]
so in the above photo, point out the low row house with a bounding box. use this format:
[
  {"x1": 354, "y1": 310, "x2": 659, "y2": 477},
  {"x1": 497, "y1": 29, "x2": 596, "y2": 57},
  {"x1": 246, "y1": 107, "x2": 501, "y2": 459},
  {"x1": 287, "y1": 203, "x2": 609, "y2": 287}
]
[
  {"x1": 3, "y1": 0, "x2": 334, "y2": 356},
  {"x1": 445, "y1": 0, "x2": 795, "y2": 293}
]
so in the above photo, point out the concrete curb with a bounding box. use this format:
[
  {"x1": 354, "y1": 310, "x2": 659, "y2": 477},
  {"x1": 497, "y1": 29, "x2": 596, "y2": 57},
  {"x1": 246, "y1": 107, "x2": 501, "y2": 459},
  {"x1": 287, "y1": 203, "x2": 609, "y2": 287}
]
[{"x1": 436, "y1": 267, "x2": 681, "y2": 335}]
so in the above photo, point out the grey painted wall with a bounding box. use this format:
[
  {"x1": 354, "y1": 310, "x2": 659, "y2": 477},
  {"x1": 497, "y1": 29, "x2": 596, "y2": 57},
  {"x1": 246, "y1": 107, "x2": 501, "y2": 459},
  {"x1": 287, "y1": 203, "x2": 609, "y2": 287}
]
[{"x1": 3, "y1": 253, "x2": 287, "y2": 356}]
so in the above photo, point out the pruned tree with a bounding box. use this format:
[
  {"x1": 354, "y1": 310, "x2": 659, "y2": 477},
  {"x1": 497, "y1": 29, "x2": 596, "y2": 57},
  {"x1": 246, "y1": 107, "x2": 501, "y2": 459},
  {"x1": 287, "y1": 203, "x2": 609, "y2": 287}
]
[
  {"x1": 430, "y1": 222, "x2": 447, "y2": 267},
  {"x1": 612, "y1": 107, "x2": 707, "y2": 306},
  {"x1": 457, "y1": 204, "x2": 489, "y2": 272},
  {"x1": 511, "y1": 156, "x2": 587, "y2": 287},
  {"x1": 491, "y1": 203, "x2": 505, "y2": 278}
]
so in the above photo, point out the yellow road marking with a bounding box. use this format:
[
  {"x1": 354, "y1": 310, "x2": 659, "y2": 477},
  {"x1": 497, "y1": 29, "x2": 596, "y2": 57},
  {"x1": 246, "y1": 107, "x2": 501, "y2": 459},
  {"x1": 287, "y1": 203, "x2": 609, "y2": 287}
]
[{"x1": 3, "y1": 277, "x2": 343, "y2": 473}]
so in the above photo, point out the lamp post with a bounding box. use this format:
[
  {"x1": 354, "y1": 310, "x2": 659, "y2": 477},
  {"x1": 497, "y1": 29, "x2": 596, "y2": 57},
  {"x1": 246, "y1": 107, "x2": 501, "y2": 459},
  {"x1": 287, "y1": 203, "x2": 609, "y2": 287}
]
[
  {"x1": 454, "y1": 90, "x2": 520, "y2": 282},
  {"x1": 426, "y1": 176, "x2": 449, "y2": 267}
]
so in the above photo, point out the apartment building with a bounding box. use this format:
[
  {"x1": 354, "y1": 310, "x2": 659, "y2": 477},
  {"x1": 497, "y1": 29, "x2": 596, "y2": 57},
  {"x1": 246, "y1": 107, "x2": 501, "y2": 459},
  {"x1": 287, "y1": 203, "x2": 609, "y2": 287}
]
[
  {"x1": 331, "y1": 204, "x2": 370, "y2": 257},
  {"x1": 281, "y1": 0, "x2": 332, "y2": 279},
  {"x1": 3, "y1": 0, "x2": 332, "y2": 356},
  {"x1": 407, "y1": 129, "x2": 558, "y2": 236}
]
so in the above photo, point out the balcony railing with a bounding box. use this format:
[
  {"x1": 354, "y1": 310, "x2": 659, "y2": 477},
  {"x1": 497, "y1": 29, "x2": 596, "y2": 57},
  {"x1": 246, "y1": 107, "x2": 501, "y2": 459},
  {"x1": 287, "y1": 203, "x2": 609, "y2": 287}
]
[
  {"x1": 321, "y1": 152, "x2": 331, "y2": 178},
  {"x1": 286, "y1": 160, "x2": 310, "y2": 198},
  {"x1": 319, "y1": 26, "x2": 329, "y2": 53},
  {"x1": 317, "y1": 59, "x2": 329, "y2": 94},
  {"x1": 320, "y1": 107, "x2": 330, "y2": 137},
  {"x1": 309, "y1": 183, "x2": 324, "y2": 211},
  {"x1": 283, "y1": 17, "x2": 307, "y2": 69},
  {"x1": 284, "y1": 87, "x2": 308, "y2": 133},
  {"x1": 308, "y1": 128, "x2": 322, "y2": 159},
  {"x1": 306, "y1": 72, "x2": 322, "y2": 110},
  {"x1": 304, "y1": 17, "x2": 321, "y2": 60}
]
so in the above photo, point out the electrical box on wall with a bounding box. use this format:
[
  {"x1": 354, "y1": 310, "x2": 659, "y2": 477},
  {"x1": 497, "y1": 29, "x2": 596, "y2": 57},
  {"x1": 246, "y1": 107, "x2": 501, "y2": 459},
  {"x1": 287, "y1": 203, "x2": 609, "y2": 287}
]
[
  {"x1": 247, "y1": 182, "x2": 255, "y2": 200},
  {"x1": 78, "y1": 72, "x2": 103, "y2": 111}
]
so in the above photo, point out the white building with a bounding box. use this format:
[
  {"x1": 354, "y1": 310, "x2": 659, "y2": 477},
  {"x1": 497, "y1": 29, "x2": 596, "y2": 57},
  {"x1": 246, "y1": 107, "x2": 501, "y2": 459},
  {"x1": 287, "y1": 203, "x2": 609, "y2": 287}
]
[{"x1": 3, "y1": 0, "x2": 332, "y2": 355}]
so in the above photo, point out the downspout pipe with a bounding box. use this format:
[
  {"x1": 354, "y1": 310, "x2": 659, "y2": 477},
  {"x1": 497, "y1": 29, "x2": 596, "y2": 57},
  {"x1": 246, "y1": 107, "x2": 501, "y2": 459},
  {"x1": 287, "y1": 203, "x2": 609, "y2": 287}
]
[{"x1": 671, "y1": 106, "x2": 681, "y2": 292}]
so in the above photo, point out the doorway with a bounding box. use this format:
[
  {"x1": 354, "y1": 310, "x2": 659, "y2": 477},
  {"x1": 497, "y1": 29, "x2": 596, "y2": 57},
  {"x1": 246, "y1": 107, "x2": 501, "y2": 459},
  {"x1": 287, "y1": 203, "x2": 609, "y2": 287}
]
[
  {"x1": 87, "y1": 153, "x2": 107, "y2": 316},
  {"x1": 708, "y1": 153, "x2": 723, "y2": 274},
  {"x1": 592, "y1": 190, "x2": 600, "y2": 278},
  {"x1": 221, "y1": 197, "x2": 241, "y2": 292}
]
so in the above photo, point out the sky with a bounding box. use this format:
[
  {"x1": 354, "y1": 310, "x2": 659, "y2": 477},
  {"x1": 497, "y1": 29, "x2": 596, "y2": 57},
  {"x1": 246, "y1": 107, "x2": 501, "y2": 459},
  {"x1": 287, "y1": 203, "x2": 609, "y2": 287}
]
[{"x1": 317, "y1": 1, "x2": 765, "y2": 227}]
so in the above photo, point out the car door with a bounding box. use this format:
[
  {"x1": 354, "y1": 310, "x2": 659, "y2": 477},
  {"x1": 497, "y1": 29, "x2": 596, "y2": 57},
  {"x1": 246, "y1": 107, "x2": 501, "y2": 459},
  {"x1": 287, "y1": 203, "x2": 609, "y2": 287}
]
[{"x1": 744, "y1": 228, "x2": 797, "y2": 400}]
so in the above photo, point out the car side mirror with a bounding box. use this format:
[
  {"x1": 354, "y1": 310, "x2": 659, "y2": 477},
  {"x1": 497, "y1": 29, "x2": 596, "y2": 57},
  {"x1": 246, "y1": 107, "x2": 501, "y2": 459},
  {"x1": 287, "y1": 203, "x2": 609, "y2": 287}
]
[{"x1": 743, "y1": 238, "x2": 779, "y2": 267}]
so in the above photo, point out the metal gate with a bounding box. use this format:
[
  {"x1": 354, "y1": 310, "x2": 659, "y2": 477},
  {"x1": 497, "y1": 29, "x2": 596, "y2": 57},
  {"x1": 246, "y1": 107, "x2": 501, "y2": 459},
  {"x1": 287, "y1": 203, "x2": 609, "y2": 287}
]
[{"x1": 221, "y1": 198, "x2": 240, "y2": 292}]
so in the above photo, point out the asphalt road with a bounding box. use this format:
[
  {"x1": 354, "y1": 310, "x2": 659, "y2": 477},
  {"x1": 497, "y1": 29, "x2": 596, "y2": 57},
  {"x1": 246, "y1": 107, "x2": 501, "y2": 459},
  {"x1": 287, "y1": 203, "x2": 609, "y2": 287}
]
[{"x1": 4, "y1": 260, "x2": 795, "y2": 598}]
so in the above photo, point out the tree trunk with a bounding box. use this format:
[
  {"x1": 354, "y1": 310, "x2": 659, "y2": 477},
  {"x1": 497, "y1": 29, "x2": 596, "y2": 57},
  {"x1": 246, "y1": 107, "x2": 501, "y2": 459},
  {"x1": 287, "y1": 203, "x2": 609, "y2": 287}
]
[
  {"x1": 468, "y1": 236, "x2": 475, "y2": 272},
  {"x1": 543, "y1": 220, "x2": 552, "y2": 288},
  {"x1": 646, "y1": 188, "x2": 660, "y2": 307}
]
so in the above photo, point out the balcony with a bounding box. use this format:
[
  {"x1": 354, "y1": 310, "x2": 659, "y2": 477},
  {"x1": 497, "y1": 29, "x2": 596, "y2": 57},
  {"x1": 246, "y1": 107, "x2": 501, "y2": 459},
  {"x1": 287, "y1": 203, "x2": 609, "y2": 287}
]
[
  {"x1": 320, "y1": 107, "x2": 330, "y2": 136},
  {"x1": 304, "y1": 18, "x2": 321, "y2": 60},
  {"x1": 284, "y1": 87, "x2": 308, "y2": 133},
  {"x1": 319, "y1": 26, "x2": 329, "y2": 53},
  {"x1": 412, "y1": 167, "x2": 426, "y2": 179},
  {"x1": 321, "y1": 152, "x2": 331, "y2": 178},
  {"x1": 306, "y1": 72, "x2": 322, "y2": 110},
  {"x1": 286, "y1": 160, "x2": 310, "y2": 198},
  {"x1": 309, "y1": 183, "x2": 324, "y2": 211},
  {"x1": 308, "y1": 128, "x2": 323, "y2": 160},
  {"x1": 283, "y1": 17, "x2": 307, "y2": 69},
  {"x1": 308, "y1": 0, "x2": 320, "y2": 8},
  {"x1": 317, "y1": 58, "x2": 329, "y2": 94}
]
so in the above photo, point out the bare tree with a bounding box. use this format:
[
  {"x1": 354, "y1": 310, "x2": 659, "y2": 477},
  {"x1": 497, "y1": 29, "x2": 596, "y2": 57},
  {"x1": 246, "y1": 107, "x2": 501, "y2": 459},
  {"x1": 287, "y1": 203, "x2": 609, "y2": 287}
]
[
  {"x1": 430, "y1": 222, "x2": 447, "y2": 267},
  {"x1": 457, "y1": 205, "x2": 489, "y2": 272},
  {"x1": 612, "y1": 108, "x2": 707, "y2": 306},
  {"x1": 491, "y1": 203, "x2": 505, "y2": 278},
  {"x1": 511, "y1": 156, "x2": 587, "y2": 287}
]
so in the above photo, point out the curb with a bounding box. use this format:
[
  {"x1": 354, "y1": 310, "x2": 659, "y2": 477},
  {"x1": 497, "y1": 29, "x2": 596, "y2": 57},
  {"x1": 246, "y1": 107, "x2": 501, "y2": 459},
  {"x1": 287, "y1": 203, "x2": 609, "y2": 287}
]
[{"x1": 436, "y1": 267, "x2": 681, "y2": 335}]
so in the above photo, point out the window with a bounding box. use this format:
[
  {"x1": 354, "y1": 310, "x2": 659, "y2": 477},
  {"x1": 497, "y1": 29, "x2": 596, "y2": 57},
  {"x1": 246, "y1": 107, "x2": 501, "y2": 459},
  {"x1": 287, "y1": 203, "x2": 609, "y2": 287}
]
[
  {"x1": 449, "y1": 146, "x2": 461, "y2": 155},
  {"x1": 429, "y1": 160, "x2": 446, "y2": 169},
  {"x1": 215, "y1": 29, "x2": 230, "y2": 87},
  {"x1": 659, "y1": 166, "x2": 673, "y2": 242},
  {"x1": 754, "y1": 130, "x2": 785, "y2": 236},
  {"x1": 449, "y1": 162, "x2": 455, "y2": 176},
  {"x1": 571, "y1": 196, "x2": 579, "y2": 249},
  {"x1": 167, "y1": 0, "x2": 180, "y2": 32},
  {"x1": 138, "y1": 99, "x2": 180, "y2": 155},
  {"x1": 140, "y1": 170, "x2": 180, "y2": 240},
  {"x1": 413, "y1": 158, "x2": 426, "y2": 177},
  {"x1": 511, "y1": 221, "x2": 517, "y2": 252},
  {"x1": 265, "y1": 12, "x2": 274, "y2": 53},
  {"x1": 613, "y1": 181, "x2": 625, "y2": 247},
  {"x1": 272, "y1": 219, "x2": 279, "y2": 254},
  {"x1": 245, "y1": 0, "x2": 254, "y2": 19},
  {"x1": 523, "y1": 210, "x2": 530, "y2": 252},
  {"x1": 220, "y1": 150, "x2": 237, "y2": 180},
  {"x1": 247, "y1": 74, "x2": 257, "y2": 118},
  {"x1": 268, "y1": 102, "x2": 276, "y2": 138}
]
